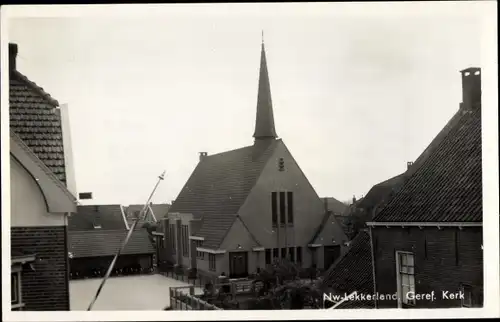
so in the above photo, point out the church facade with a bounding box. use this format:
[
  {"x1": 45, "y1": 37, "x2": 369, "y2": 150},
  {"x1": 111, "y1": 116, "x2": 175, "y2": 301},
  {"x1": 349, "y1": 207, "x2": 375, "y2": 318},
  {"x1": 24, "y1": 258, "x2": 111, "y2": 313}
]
[{"x1": 157, "y1": 41, "x2": 348, "y2": 279}]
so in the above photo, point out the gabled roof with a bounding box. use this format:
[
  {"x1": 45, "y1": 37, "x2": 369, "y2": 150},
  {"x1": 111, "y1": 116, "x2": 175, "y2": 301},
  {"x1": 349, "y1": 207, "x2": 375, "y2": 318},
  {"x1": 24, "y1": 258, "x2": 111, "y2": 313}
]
[
  {"x1": 374, "y1": 106, "x2": 482, "y2": 223},
  {"x1": 356, "y1": 172, "x2": 406, "y2": 218},
  {"x1": 321, "y1": 230, "x2": 374, "y2": 308},
  {"x1": 169, "y1": 140, "x2": 278, "y2": 217},
  {"x1": 10, "y1": 130, "x2": 76, "y2": 213},
  {"x1": 10, "y1": 68, "x2": 67, "y2": 184},
  {"x1": 322, "y1": 197, "x2": 348, "y2": 216},
  {"x1": 309, "y1": 211, "x2": 348, "y2": 245},
  {"x1": 69, "y1": 205, "x2": 128, "y2": 231},
  {"x1": 68, "y1": 230, "x2": 155, "y2": 258},
  {"x1": 195, "y1": 214, "x2": 238, "y2": 249}
]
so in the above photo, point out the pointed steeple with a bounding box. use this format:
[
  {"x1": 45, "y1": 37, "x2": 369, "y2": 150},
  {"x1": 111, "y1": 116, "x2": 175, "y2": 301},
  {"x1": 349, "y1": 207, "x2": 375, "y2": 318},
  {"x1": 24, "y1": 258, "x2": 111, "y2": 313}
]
[{"x1": 253, "y1": 33, "x2": 277, "y2": 141}]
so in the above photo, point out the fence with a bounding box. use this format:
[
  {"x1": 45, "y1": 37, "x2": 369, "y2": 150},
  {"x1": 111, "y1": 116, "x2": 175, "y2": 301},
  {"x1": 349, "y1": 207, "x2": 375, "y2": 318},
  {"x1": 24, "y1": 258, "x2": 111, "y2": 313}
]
[{"x1": 169, "y1": 286, "x2": 222, "y2": 310}]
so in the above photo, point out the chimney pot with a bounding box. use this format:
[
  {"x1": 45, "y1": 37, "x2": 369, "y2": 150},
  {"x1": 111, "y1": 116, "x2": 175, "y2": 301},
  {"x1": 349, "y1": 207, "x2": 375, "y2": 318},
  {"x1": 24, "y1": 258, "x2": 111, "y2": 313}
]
[
  {"x1": 460, "y1": 67, "x2": 481, "y2": 107},
  {"x1": 9, "y1": 43, "x2": 18, "y2": 72},
  {"x1": 407, "y1": 161, "x2": 414, "y2": 170},
  {"x1": 199, "y1": 152, "x2": 208, "y2": 161}
]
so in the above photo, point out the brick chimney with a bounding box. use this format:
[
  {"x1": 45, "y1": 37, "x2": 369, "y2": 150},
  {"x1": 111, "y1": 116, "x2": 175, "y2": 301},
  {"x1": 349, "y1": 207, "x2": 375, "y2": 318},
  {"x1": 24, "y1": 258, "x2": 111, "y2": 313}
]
[
  {"x1": 199, "y1": 152, "x2": 208, "y2": 161},
  {"x1": 460, "y1": 67, "x2": 481, "y2": 108},
  {"x1": 407, "y1": 161, "x2": 414, "y2": 170},
  {"x1": 9, "y1": 43, "x2": 18, "y2": 72}
]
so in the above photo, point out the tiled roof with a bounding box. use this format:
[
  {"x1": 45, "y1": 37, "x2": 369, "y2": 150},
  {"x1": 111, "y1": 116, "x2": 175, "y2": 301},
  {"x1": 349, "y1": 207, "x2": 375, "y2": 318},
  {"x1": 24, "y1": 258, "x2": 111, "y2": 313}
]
[
  {"x1": 374, "y1": 106, "x2": 482, "y2": 223},
  {"x1": 195, "y1": 214, "x2": 237, "y2": 249},
  {"x1": 169, "y1": 140, "x2": 278, "y2": 217},
  {"x1": 68, "y1": 230, "x2": 155, "y2": 258},
  {"x1": 321, "y1": 230, "x2": 374, "y2": 308},
  {"x1": 69, "y1": 205, "x2": 127, "y2": 231},
  {"x1": 9, "y1": 70, "x2": 66, "y2": 184},
  {"x1": 356, "y1": 173, "x2": 406, "y2": 217}
]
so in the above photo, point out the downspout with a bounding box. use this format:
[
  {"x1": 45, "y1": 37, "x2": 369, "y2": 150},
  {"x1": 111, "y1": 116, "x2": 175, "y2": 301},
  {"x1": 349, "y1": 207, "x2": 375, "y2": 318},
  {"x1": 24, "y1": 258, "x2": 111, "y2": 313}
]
[{"x1": 369, "y1": 226, "x2": 378, "y2": 308}]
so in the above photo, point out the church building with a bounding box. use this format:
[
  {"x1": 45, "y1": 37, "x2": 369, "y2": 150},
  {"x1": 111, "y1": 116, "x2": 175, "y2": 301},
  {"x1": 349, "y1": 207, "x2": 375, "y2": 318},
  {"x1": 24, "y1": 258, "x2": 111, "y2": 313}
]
[{"x1": 159, "y1": 39, "x2": 348, "y2": 280}]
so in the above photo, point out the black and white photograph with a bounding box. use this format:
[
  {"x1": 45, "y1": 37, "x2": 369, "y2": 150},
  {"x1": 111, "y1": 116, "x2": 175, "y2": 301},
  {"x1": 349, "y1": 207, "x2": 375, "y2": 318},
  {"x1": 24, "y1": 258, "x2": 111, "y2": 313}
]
[{"x1": 1, "y1": 1, "x2": 498, "y2": 320}]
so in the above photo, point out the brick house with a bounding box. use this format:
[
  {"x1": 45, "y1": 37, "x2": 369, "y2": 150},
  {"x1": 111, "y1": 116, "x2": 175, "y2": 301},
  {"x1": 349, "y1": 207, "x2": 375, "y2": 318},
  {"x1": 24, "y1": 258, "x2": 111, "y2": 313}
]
[
  {"x1": 9, "y1": 43, "x2": 77, "y2": 310},
  {"x1": 368, "y1": 67, "x2": 483, "y2": 308},
  {"x1": 67, "y1": 205, "x2": 155, "y2": 277},
  {"x1": 156, "y1": 41, "x2": 348, "y2": 280}
]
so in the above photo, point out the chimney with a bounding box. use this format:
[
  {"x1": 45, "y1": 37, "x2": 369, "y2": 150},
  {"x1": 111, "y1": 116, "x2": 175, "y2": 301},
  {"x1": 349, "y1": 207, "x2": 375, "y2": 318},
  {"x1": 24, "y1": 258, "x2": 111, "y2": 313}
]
[
  {"x1": 460, "y1": 67, "x2": 481, "y2": 108},
  {"x1": 199, "y1": 152, "x2": 208, "y2": 161},
  {"x1": 407, "y1": 161, "x2": 414, "y2": 170},
  {"x1": 352, "y1": 195, "x2": 356, "y2": 204},
  {"x1": 9, "y1": 43, "x2": 18, "y2": 72}
]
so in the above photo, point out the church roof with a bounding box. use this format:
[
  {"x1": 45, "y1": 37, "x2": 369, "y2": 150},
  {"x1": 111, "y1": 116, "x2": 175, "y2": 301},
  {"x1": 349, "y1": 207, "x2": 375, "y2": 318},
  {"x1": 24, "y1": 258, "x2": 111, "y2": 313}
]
[
  {"x1": 169, "y1": 140, "x2": 278, "y2": 217},
  {"x1": 9, "y1": 43, "x2": 67, "y2": 184}
]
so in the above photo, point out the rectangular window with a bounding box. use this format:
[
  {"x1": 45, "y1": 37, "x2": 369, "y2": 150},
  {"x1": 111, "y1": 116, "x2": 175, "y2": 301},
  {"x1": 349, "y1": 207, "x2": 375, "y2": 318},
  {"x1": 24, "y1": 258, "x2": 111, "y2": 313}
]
[
  {"x1": 271, "y1": 192, "x2": 278, "y2": 226},
  {"x1": 170, "y1": 224, "x2": 176, "y2": 254},
  {"x1": 273, "y1": 248, "x2": 279, "y2": 260},
  {"x1": 281, "y1": 248, "x2": 287, "y2": 259},
  {"x1": 397, "y1": 252, "x2": 416, "y2": 307},
  {"x1": 196, "y1": 240, "x2": 204, "y2": 259},
  {"x1": 289, "y1": 247, "x2": 295, "y2": 262},
  {"x1": 11, "y1": 273, "x2": 19, "y2": 305},
  {"x1": 287, "y1": 192, "x2": 294, "y2": 224},
  {"x1": 265, "y1": 249, "x2": 271, "y2": 265},
  {"x1": 182, "y1": 225, "x2": 189, "y2": 256},
  {"x1": 297, "y1": 247, "x2": 302, "y2": 263},
  {"x1": 461, "y1": 284, "x2": 473, "y2": 308},
  {"x1": 209, "y1": 254, "x2": 216, "y2": 271},
  {"x1": 279, "y1": 192, "x2": 286, "y2": 224}
]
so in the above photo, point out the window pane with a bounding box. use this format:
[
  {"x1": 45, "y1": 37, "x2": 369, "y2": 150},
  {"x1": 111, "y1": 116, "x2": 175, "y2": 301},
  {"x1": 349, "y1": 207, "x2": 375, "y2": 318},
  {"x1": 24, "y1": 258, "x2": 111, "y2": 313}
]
[
  {"x1": 11, "y1": 273, "x2": 18, "y2": 304},
  {"x1": 407, "y1": 254, "x2": 414, "y2": 267},
  {"x1": 402, "y1": 285, "x2": 410, "y2": 303},
  {"x1": 401, "y1": 253, "x2": 408, "y2": 266},
  {"x1": 297, "y1": 247, "x2": 302, "y2": 263},
  {"x1": 287, "y1": 192, "x2": 294, "y2": 224},
  {"x1": 279, "y1": 192, "x2": 286, "y2": 224},
  {"x1": 409, "y1": 275, "x2": 415, "y2": 287},
  {"x1": 402, "y1": 274, "x2": 410, "y2": 286},
  {"x1": 408, "y1": 266, "x2": 415, "y2": 275},
  {"x1": 400, "y1": 266, "x2": 408, "y2": 274},
  {"x1": 271, "y1": 192, "x2": 278, "y2": 225}
]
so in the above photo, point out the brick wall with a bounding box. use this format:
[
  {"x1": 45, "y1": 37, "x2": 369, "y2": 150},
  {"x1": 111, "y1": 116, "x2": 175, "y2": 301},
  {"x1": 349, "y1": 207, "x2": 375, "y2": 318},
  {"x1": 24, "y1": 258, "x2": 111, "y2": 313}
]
[
  {"x1": 11, "y1": 226, "x2": 69, "y2": 311},
  {"x1": 372, "y1": 226, "x2": 483, "y2": 308}
]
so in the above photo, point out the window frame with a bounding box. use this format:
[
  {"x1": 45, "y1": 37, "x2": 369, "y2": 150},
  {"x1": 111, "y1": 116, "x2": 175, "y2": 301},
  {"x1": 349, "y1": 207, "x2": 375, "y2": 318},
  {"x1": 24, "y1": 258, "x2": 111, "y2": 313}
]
[
  {"x1": 208, "y1": 254, "x2": 216, "y2": 271},
  {"x1": 196, "y1": 240, "x2": 204, "y2": 259},
  {"x1": 460, "y1": 283, "x2": 473, "y2": 308},
  {"x1": 271, "y1": 192, "x2": 278, "y2": 227},
  {"x1": 11, "y1": 266, "x2": 24, "y2": 310},
  {"x1": 287, "y1": 191, "x2": 294, "y2": 225},
  {"x1": 395, "y1": 251, "x2": 416, "y2": 308},
  {"x1": 170, "y1": 224, "x2": 176, "y2": 254}
]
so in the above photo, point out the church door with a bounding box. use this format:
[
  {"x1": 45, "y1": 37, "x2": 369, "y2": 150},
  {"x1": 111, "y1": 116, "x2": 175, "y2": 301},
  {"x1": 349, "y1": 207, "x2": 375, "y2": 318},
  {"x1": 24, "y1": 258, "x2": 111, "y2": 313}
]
[{"x1": 229, "y1": 252, "x2": 248, "y2": 278}]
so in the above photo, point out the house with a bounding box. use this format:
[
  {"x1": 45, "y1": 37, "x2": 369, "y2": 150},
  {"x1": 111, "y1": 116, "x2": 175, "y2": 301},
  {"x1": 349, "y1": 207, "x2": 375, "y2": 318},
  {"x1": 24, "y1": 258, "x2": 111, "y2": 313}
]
[
  {"x1": 158, "y1": 41, "x2": 348, "y2": 280},
  {"x1": 67, "y1": 205, "x2": 155, "y2": 278},
  {"x1": 9, "y1": 43, "x2": 77, "y2": 310},
  {"x1": 368, "y1": 67, "x2": 483, "y2": 308}
]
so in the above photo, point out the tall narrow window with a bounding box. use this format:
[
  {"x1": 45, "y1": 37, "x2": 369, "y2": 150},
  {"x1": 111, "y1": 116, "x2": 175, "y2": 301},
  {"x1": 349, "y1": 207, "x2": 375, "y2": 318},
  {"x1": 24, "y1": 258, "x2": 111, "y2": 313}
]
[
  {"x1": 289, "y1": 247, "x2": 295, "y2": 262},
  {"x1": 281, "y1": 248, "x2": 287, "y2": 259},
  {"x1": 170, "y1": 224, "x2": 176, "y2": 254},
  {"x1": 196, "y1": 240, "x2": 204, "y2": 259},
  {"x1": 209, "y1": 254, "x2": 216, "y2": 271},
  {"x1": 182, "y1": 225, "x2": 189, "y2": 256},
  {"x1": 287, "y1": 192, "x2": 294, "y2": 224},
  {"x1": 273, "y1": 248, "x2": 279, "y2": 260},
  {"x1": 297, "y1": 247, "x2": 302, "y2": 264},
  {"x1": 279, "y1": 192, "x2": 286, "y2": 224},
  {"x1": 397, "y1": 252, "x2": 416, "y2": 307},
  {"x1": 271, "y1": 192, "x2": 278, "y2": 226},
  {"x1": 265, "y1": 249, "x2": 271, "y2": 265}
]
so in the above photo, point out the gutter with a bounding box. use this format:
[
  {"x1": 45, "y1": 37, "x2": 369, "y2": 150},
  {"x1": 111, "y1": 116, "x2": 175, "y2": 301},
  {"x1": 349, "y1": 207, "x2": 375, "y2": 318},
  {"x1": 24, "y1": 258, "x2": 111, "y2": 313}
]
[{"x1": 367, "y1": 221, "x2": 482, "y2": 228}]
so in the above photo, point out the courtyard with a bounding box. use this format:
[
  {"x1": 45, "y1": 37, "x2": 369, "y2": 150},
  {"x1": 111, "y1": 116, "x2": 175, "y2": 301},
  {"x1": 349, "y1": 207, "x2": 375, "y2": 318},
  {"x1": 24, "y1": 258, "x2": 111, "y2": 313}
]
[{"x1": 70, "y1": 274, "x2": 203, "y2": 310}]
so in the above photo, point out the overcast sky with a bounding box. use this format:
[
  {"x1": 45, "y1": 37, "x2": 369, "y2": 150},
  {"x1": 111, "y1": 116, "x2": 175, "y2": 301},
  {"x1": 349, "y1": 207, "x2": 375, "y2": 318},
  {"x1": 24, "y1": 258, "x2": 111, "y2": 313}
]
[{"x1": 7, "y1": 3, "x2": 485, "y2": 205}]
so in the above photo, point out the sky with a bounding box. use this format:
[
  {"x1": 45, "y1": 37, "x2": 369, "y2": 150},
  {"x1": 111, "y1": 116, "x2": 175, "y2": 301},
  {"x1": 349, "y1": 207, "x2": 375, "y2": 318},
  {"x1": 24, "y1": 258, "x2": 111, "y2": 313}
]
[{"x1": 6, "y1": 3, "x2": 485, "y2": 205}]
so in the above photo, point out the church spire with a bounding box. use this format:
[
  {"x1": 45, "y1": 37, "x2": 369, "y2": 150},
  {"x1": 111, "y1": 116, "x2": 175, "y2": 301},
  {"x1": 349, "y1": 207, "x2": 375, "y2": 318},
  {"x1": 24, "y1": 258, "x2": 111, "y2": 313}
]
[{"x1": 253, "y1": 33, "x2": 277, "y2": 141}]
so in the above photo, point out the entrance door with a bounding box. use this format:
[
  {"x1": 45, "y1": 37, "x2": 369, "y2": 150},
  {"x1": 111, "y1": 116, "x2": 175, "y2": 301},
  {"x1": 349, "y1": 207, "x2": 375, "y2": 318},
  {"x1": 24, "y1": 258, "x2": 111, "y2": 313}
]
[
  {"x1": 324, "y1": 245, "x2": 341, "y2": 269},
  {"x1": 229, "y1": 252, "x2": 248, "y2": 278}
]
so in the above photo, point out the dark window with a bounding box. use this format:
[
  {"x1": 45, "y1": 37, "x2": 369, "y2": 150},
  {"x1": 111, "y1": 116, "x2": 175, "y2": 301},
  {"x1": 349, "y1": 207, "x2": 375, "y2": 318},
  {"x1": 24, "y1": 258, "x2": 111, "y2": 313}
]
[
  {"x1": 271, "y1": 192, "x2": 278, "y2": 226},
  {"x1": 196, "y1": 240, "x2": 204, "y2": 259},
  {"x1": 287, "y1": 192, "x2": 294, "y2": 224},
  {"x1": 170, "y1": 224, "x2": 176, "y2": 254},
  {"x1": 273, "y1": 248, "x2": 279, "y2": 260},
  {"x1": 209, "y1": 254, "x2": 216, "y2": 271},
  {"x1": 279, "y1": 192, "x2": 286, "y2": 224},
  {"x1": 461, "y1": 284, "x2": 473, "y2": 308},
  {"x1": 297, "y1": 247, "x2": 302, "y2": 263},
  {"x1": 289, "y1": 247, "x2": 295, "y2": 262},
  {"x1": 281, "y1": 248, "x2": 287, "y2": 259},
  {"x1": 182, "y1": 225, "x2": 189, "y2": 256},
  {"x1": 265, "y1": 249, "x2": 271, "y2": 265}
]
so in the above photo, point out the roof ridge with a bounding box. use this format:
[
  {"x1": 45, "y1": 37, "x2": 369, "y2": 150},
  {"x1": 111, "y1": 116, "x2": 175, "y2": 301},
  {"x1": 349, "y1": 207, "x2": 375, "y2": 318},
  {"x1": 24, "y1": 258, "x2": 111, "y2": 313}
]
[{"x1": 12, "y1": 70, "x2": 59, "y2": 107}]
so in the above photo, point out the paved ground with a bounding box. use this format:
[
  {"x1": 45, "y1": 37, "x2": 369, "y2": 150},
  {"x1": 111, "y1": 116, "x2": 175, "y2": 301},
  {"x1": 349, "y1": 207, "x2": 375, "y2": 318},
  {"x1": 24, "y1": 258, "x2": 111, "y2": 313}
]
[{"x1": 70, "y1": 274, "x2": 203, "y2": 311}]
